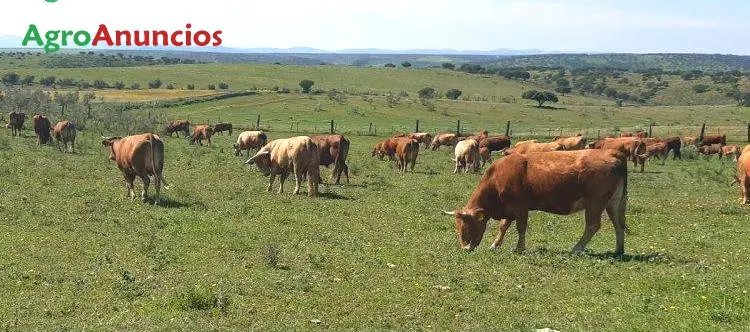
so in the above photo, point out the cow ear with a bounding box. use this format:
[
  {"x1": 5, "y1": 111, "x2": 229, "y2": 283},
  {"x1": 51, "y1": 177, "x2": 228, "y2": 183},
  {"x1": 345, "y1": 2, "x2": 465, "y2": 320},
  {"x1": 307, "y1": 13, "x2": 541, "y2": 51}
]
[{"x1": 470, "y1": 208, "x2": 486, "y2": 220}]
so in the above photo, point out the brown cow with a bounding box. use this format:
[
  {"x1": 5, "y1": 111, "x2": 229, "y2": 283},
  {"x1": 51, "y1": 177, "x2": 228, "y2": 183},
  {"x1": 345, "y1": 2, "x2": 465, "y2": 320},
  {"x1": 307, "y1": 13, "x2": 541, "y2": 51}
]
[
  {"x1": 590, "y1": 137, "x2": 647, "y2": 172},
  {"x1": 165, "y1": 120, "x2": 190, "y2": 137},
  {"x1": 645, "y1": 142, "x2": 668, "y2": 166},
  {"x1": 213, "y1": 122, "x2": 233, "y2": 136},
  {"x1": 555, "y1": 135, "x2": 587, "y2": 150},
  {"x1": 32, "y1": 114, "x2": 52, "y2": 145},
  {"x1": 234, "y1": 131, "x2": 268, "y2": 157},
  {"x1": 311, "y1": 135, "x2": 350, "y2": 184},
  {"x1": 395, "y1": 138, "x2": 419, "y2": 172},
  {"x1": 101, "y1": 133, "x2": 169, "y2": 204},
  {"x1": 453, "y1": 139, "x2": 480, "y2": 173},
  {"x1": 374, "y1": 137, "x2": 412, "y2": 161},
  {"x1": 8, "y1": 111, "x2": 25, "y2": 137},
  {"x1": 372, "y1": 142, "x2": 386, "y2": 160},
  {"x1": 443, "y1": 149, "x2": 628, "y2": 254},
  {"x1": 733, "y1": 145, "x2": 750, "y2": 204},
  {"x1": 721, "y1": 144, "x2": 740, "y2": 162},
  {"x1": 52, "y1": 120, "x2": 76, "y2": 153},
  {"x1": 700, "y1": 135, "x2": 726, "y2": 146},
  {"x1": 660, "y1": 136, "x2": 682, "y2": 160},
  {"x1": 407, "y1": 132, "x2": 433, "y2": 149},
  {"x1": 504, "y1": 142, "x2": 563, "y2": 155},
  {"x1": 479, "y1": 147, "x2": 491, "y2": 168},
  {"x1": 191, "y1": 125, "x2": 213, "y2": 146},
  {"x1": 430, "y1": 133, "x2": 459, "y2": 150},
  {"x1": 478, "y1": 135, "x2": 511, "y2": 153},
  {"x1": 245, "y1": 136, "x2": 320, "y2": 197},
  {"x1": 698, "y1": 144, "x2": 722, "y2": 158}
]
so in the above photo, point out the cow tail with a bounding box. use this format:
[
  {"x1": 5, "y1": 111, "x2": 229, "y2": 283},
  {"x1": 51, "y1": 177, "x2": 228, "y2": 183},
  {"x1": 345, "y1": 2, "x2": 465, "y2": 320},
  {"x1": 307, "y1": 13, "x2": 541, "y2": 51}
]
[{"x1": 149, "y1": 134, "x2": 169, "y2": 190}]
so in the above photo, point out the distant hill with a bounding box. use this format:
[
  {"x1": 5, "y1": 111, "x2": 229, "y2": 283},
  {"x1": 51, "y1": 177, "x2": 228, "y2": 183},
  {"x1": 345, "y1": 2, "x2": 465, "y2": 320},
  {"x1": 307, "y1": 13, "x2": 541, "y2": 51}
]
[{"x1": 486, "y1": 53, "x2": 750, "y2": 72}]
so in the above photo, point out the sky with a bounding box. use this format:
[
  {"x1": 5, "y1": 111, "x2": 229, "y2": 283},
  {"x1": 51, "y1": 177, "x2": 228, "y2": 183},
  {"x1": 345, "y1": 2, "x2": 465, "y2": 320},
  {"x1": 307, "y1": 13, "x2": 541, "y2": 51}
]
[{"x1": 2, "y1": 0, "x2": 749, "y2": 54}]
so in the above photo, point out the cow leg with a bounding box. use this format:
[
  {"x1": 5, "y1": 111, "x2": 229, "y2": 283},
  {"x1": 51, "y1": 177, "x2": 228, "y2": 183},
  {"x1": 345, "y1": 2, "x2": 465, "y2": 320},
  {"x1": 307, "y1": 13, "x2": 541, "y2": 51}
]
[
  {"x1": 153, "y1": 173, "x2": 162, "y2": 205},
  {"x1": 410, "y1": 155, "x2": 416, "y2": 172},
  {"x1": 307, "y1": 166, "x2": 319, "y2": 197},
  {"x1": 280, "y1": 171, "x2": 290, "y2": 194},
  {"x1": 513, "y1": 212, "x2": 529, "y2": 253},
  {"x1": 70, "y1": 137, "x2": 75, "y2": 153},
  {"x1": 124, "y1": 173, "x2": 136, "y2": 199},
  {"x1": 140, "y1": 174, "x2": 150, "y2": 202},
  {"x1": 454, "y1": 160, "x2": 459, "y2": 174},
  {"x1": 640, "y1": 158, "x2": 644, "y2": 173},
  {"x1": 208, "y1": 137, "x2": 212, "y2": 147},
  {"x1": 267, "y1": 173, "x2": 276, "y2": 192},
  {"x1": 573, "y1": 205, "x2": 604, "y2": 254},
  {"x1": 490, "y1": 219, "x2": 513, "y2": 250}
]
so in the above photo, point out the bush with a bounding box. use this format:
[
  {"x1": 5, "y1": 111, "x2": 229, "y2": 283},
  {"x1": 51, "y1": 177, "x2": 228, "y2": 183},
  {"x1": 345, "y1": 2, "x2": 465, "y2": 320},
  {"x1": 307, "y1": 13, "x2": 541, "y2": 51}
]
[
  {"x1": 693, "y1": 84, "x2": 710, "y2": 93},
  {"x1": 445, "y1": 88, "x2": 462, "y2": 100},
  {"x1": 39, "y1": 76, "x2": 56, "y2": 87},
  {"x1": 93, "y1": 80, "x2": 109, "y2": 89},
  {"x1": 327, "y1": 89, "x2": 347, "y2": 104},
  {"x1": 401, "y1": 61, "x2": 412, "y2": 68},
  {"x1": 131, "y1": 83, "x2": 141, "y2": 90},
  {"x1": 418, "y1": 87, "x2": 437, "y2": 99},
  {"x1": 218, "y1": 82, "x2": 229, "y2": 89},
  {"x1": 441, "y1": 63, "x2": 455, "y2": 70},
  {"x1": 277, "y1": 87, "x2": 290, "y2": 94},
  {"x1": 522, "y1": 90, "x2": 558, "y2": 107},
  {"x1": 148, "y1": 79, "x2": 162, "y2": 89},
  {"x1": 186, "y1": 84, "x2": 195, "y2": 90},
  {"x1": 1, "y1": 72, "x2": 20, "y2": 85},
  {"x1": 112, "y1": 81, "x2": 125, "y2": 89},
  {"x1": 386, "y1": 92, "x2": 401, "y2": 107},
  {"x1": 384, "y1": 63, "x2": 396, "y2": 68},
  {"x1": 166, "y1": 83, "x2": 175, "y2": 90},
  {"x1": 207, "y1": 84, "x2": 216, "y2": 90},
  {"x1": 20, "y1": 75, "x2": 35, "y2": 86},
  {"x1": 299, "y1": 79, "x2": 314, "y2": 93},
  {"x1": 78, "y1": 80, "x2": 91, "y2": 89}
]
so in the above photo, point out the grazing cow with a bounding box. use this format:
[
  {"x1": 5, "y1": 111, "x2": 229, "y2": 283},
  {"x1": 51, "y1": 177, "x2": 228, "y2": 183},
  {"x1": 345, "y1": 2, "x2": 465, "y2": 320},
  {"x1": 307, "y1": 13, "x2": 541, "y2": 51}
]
[
  {"x1": 32, "y1": 114, "x2": 52, "y2": 145},
  {"x1": 8, "y1": 111, "x2": 25, "y2": 137},
  {"x1": 478, "y1": 135, "x2": 511, "y2": 153},
  {"x1": 395, "y1": 138, "x2": 419, "y2": 172},
  {"x1": 165, "y1": 120, "x2": 190, "y2": 137},
  {"x1": 375, "y1": 137, "x2": 414, "y2": 161},
  {"x1": 479, "y1": 146, "x2": 491, "y2": 167},
  {"x1": 645, "y1": 142, "x2": 668, "y2": 166},
  {"x1": 453, "y1": 139, "x2": 480, "y2": 173},
  {"x1": 430, "y1": 133, "x2": 459, "y2": 150},
  {"x1": 733, "y1": 145, "x2": 750, "y2": 204},
  {"x1": 234, "y1": 131, "x2": 268, "y2": 157},
  {"x1": 514, "y1": 139, "x2": 537, "y2": 147},
  {"x1": 660, "y1": 136, "x2": 682, "y2": 160},
  {"x1": 311, "y1": 135, "x2": 350, "y2": 184},
  {"x1": 504, "y1": 142, "x2": 563, "y2": 155},
  {"x1": 245, "y1": 136, "x2": 320, "y2": 197},
  {"x1": 682, "y1": 136, "x2": 696, "y2": 146},
  {"x1": 213, "y1": 122, "x2": 233, "y2": 136},
  {"x1": 698, "y1": 144, "x2": 723, "y2": 158},
  {"x1": 407, "y1": 132, "x2": 433, "y2": 149},
  {"x1": 52, "y1": 120, "x2": 76, "y2": 153},
  {"x1": 721, "y1": 144, "x2": 740, "y2": 162},
  {"x1": 590, "y1": 137, "x2": 647, "y2": 171},
  {"x1": 443, "y1": 148, "x2": 629, "y2": 254},
  {"x1": 372, "y1": 142, "x2": 386, "y2": 160},
  {"x1": 191, "y1": 125, "x2": 213, "y2": 146},
  {"x1": 700, "y1": 135, "x2": 726, "y2": 146},
  {"x1": 554, "y1": 135, "x2": 587, "y2": 150},
  {"x1": 101, "y1": 133, "x2": 168, "y2": 204}
]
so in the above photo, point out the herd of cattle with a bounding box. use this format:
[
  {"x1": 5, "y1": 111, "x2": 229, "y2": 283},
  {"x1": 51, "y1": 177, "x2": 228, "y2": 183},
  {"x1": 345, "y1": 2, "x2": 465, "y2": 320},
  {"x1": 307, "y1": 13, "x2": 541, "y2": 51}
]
[{"x1": 6, "y1": 112, "x2": 750, "y2": 254}]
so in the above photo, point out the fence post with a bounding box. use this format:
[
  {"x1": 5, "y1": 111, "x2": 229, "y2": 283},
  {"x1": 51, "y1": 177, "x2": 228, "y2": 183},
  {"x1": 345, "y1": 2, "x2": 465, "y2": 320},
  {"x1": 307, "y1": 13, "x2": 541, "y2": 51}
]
[
  {"x1": 456, "y1": 120, "x2": 461, "y2": 135},
  {"x1": 559, "y1": 128, "x2": 563, "y2": 137},
  {"x1": 330, "y1": 120, "x2": 334, "y2": 134},
  {"x1": 698, "y1": 123, "x2": 706, "y2": 142},
  {"x1": 369, "y1": 122, "x2": 372, "y2": 135},
  {"x1": 548, "y1": 128, "x2": 551, "y2": 137},
  {"x1": 597, "y1": 130, "x2": 601, "y2": 139},
  {"x1": 505, "y1": 120, "x2": 511, "y2": 136},
  {"x1": 256, "y1": 114, "x2": 260, "y2": 129},
  {"x1": 415, "y1": 120, "x2": 420, "y2": 132},
  {"x1": 747, "y1": 123, "x2": 749, "y2": 142},
  {"x1": 648, "y1": 123, "x2": 652, "y2": 138},
  {"x1": 374, "y1": 125, "x2": 377, "y2": 136}
]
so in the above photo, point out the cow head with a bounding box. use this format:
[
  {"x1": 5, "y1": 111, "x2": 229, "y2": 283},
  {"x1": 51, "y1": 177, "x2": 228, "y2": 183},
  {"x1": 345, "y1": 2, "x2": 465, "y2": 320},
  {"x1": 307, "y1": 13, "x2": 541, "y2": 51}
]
[
  {"x1": 443, "y1": 208, "x2": 488, "y2": 251},
  {"x1": 245, "y1": 151, "x2": 272, "y2": 176},
  {"x1": 101, "y1": 136, "x2": 123, "y2": 160},
  {"x1": 233, "y1": 143, "x2": 241, "y2": 156}
]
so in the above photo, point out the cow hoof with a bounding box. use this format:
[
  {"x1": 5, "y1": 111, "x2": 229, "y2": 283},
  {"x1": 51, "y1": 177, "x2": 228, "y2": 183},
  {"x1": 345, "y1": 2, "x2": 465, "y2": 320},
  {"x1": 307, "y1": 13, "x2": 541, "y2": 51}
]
[{"x1": 141, "y1": 197, "x2": 148, "y2": 203}]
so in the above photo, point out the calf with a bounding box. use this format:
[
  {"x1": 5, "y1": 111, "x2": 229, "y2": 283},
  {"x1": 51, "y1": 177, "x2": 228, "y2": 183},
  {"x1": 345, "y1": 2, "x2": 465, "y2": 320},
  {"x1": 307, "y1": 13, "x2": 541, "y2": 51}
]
[
  {"x1": 102, "y1": 133, "x2": 168, "y2": 204},
  {"x1": 52, "y1": 120, "x2": 76, "y2": 153},
  {"x1": 721, "y1": 144, "x2": 740, "y2": 162},
  {"x1": 698, "y1": 144, "x2": 722, "y2": 158},
  {"x1": 407, "y1": 132, "x2": 433, "y2": 149},
  {"x1": 453, "y1": 139, "x2": 480, "y2": 173},
  {"x1": 645, "y1": 141, "x2": 668, "y2": 166},
  {"x1": 191, "y1": 125, "x2": 213, "y2": 147},
  {"x1": 430, "y1": 133, "x2": 459, "y2": 150},
  {"x1": 443, "y1": 149, "x2": 628, "y2": 254},
  {"x1": 234, "y1": 131, "x2": 268, "y2": 157},
  {"x1": 733, "y1": 145, "x2": 750, "y2": 204},
  {"x1": 32, "y1": 114, "x2": 52, "y2": 145},
  {"x1": 213, "y1": 122, "x2": 233, "y2": 136},
  {"x1": 165, "y1": 120, "x2": 190, "y2": 137},
  {"x1": 395, "y1": 138, "x2": 419, "y2": 172},
  {"x1": 8, "y1": 111, "x2": 25, "y2": 137},
  {"x1": 245, "y1": 136, "x2": 320, "y2": 197},
  {"x1": 311, "y1": 135, "x2": 350, "y2": 184}
]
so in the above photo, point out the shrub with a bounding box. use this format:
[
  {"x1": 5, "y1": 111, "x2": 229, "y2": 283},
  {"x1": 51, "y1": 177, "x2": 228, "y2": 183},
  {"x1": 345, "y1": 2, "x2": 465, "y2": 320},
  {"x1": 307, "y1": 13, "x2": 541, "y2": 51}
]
[
  {"x1": 39, "y1": 76, "x2": 56, "y2": 86},
  {"x1": 207, "y1": 84, "x2": 216, "y2": 90},
  {"x1": 112, "y1": 81, "x2": 125, "y2": 89},
  {"x1": 521, "y1": 90, "x2": 558, "y2": 107},
  {"x1": 186, "y1": 84, "x2": 195, "y2": 90},
  {"x1": 1, "y1": 72, "x2": 20, "y2": 85},
  {"x1": 445, "y1": 88, "x2": 462, "y2": 100},
  {"x1": 299, "y1": 79, "x2": 314, "y2": 93},
  {"x1": 20, "y1": 75, "x2": 35, "y2": 86},
  {"x1": 384, "y1": 63, "x2": 396, "y2": 68},
  {"x1": 418, "y1": 87, "x2": 437, "y2": 99},
  {"x1": 218, "y1": 82, "x2": 229, "y2": 89},
  {"x1": 166, "y1": 83, "x2": 175, "y2": 90},
  {"x1": 442, "y1": 63, "x2": 455, "y2": 70},
  {"x1": 693, "y1": 84, "x2": 710, "y2": 93},
  {"x1": 401, "y1": 61, "x2": 412, "y2": 68},
  {"x1": 131, "y1": 83, "x2": 141, "y2": 90},
  {"x1": 93, "y1": 80, "x2": 109, "y2": 89},
  {"x1": 148, "y1": 79, "x2": 162, "y2": 89}
]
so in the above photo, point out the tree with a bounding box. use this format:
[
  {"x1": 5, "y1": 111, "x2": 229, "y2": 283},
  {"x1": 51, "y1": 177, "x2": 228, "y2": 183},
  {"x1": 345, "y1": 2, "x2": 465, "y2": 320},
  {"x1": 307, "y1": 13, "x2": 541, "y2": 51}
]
[
  {"x1": 384, "y1": 63, "x2": 396, "y2": 68},
  {"x1": 418, "y1": 87, "x2": 437, "y2": 99},
  {"x1": 1, "y1": 72, "x2": 20, "y2": 85},
  {"x1": 186, "y1": 84, "x2": 195, "y2": 90},
  {"x1": 692, "y1": 84, "x2": 710, "y2": 93},
  {"x1": 93, "y1": 80, "x2": 109, "y2": 89},
  {"x1": 207, "y1": 84, "x2": 216, "y2": 90},
  {"x1": 148, "y1": 79, "x2": 162, "y2": 89},
  {"x1": 555, "y1": 78, "x2": 571, "y2": 95},
  {"x1": 522, "y1": 90, "x2": 558, "y2": 107},
  {"x1": 726, "y1": 89, "x2": 750, "y2": 106},
  {"x1": 445, "y1": 88, "x2": 462, "y2": 100},
  {"x1": 442, "y1": 63, "x2": 455, "y2": 70},
  {"x1": 82, "y1": 92, "x2": 96, "y2": 118},
  {"x1": 401, "y1": 61, "x2": 412, "y2": 68},
  {"x1": 131, "y1": 83, "x2": 141, "y2": 90},
  {"x1": 39, "y1": 76, "x2": 56, "y2": 87},
  {"x1": 21, "y1": 75, "x2": 35, "y2": 86},
  {"x1": 112, "y1": 81, "x2": 125, "y2": 89},
  {"x1": 218, "y1": 82, "x2": 229, "y2": 89},
  {"x1": 299, "y1": 79, "x2": 314, "y2": 93}
]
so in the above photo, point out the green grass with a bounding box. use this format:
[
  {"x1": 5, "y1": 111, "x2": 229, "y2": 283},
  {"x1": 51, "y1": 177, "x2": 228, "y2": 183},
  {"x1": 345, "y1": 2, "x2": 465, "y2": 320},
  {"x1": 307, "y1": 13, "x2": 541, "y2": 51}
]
[{"x1": 0, "y1": 127, "x2": 749, "y2": 330}]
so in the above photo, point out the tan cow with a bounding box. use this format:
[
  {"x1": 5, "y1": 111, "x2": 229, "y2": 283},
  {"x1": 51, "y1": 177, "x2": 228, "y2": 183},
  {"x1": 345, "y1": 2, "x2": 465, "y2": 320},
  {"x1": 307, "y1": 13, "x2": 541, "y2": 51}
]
[
  {"x1": 430, "y1": 133, "x2": 459, "y2": 150},
  {"x1": 443, "y1": 149, "x2": 628, "y2": 254},
  {"x1": 698, "y1": 144, "x2": 722, "y2": 158},
  {"x1": 407, "y1": 132, "x2": 433, "y2": 149},
  {"x1": 555, "y1": 135, "x2": 588, "y2": 150},
  {"x1": 682, "y1": 136, "x2": 696, "y2": 146},
  {"x1": 245, "y1": 136, "x2": 320, "y2": 197},
  {"x1": 165, "y1": 120, "x2": 190, "y2": 137},
  {"x1": 311, "y1": 135, "x2": 350, "y2": 184},
  {"x1": 733, "y1": 145, "x2": 750, "y2": 204},
  {"x1": 52, "y1": 120, "x2": 76, "y2": 153},
  {"x1": 590, "y1": 137, "x2": 647, "y2": 172},
  {"x1": 374, "y1": 137, "x2": 412, "y2": 161},
  {"x1": 8, "y1": 111, "x2": 25, "y2": 137},
  {"x1": 514, "y1": 139, "x2": 538, "y2": 147},
  {"x1": 721, "y1": 144, "x2": 740, "y2": 162},
  {"x1": 453, "y1": 139, "x2": 480, "y2": 173},
  {"x1": 102, "y1": 133, "x2": 169, "y2": 204},
  {"x1": 645, "y1": 141, "x2": 668, "y2": 166},
  {"x1": 32, "y1": 114, "x2": 52, "y2": 145},
  {"x1": 504, "y1": 142, "x2": 563, "y2": 155},
  {"x1": 191, "y1": 125, "x2": 213, "y2": 146},
  {"x1": 234, "y1": 131, "x2": 268, "y2": 157},
  {"x1": 395, "y1": 139, "x2": 419, "y2": 172}
]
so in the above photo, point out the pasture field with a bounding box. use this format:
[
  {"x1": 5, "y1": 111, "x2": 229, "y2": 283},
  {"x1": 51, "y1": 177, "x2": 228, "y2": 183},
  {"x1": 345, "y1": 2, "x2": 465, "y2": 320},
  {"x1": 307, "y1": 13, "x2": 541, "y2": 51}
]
[{"x1": 1, "y1": 127, "x2": 749, "y2": 330}]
